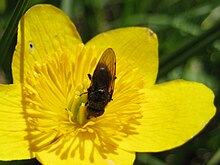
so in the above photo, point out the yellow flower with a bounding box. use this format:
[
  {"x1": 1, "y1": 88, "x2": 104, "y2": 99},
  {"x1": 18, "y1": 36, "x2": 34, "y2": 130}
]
[{"x1": 0, "y1": 4, "x2": 216, "y2": 165}]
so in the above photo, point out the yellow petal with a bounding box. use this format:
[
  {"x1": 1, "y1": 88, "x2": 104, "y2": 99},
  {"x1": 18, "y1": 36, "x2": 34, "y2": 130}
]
[
  {"x1": 0, "y1": 84, "x2": 34, "y2": 160},
  {"x1": 118, "y1": 80, "x2": 216, "y2": 152},
  {"x1": 12, "y1": 4, "x2": 82, "y2": 84},
  {"x1": 36, "y1": 134, "x2": 135, "y2": 165},
  {"x1": 86, "y1": 27, "x2": 158, "y2": 86}
]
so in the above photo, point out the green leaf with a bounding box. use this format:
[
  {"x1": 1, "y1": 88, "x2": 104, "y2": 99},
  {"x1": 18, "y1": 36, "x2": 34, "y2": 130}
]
[
  {"x1": 207, "y1": 147, "x2": 220, "y2": 165},
  {"x1": 136, "y1": 153, "x2": 167, "y2": 165},
  {"x1": 158, "y1": 21, "x2": 220, "y2": 78},
  {"x1": 0, "y1": 0, "x2": 29, "y2": 69}
]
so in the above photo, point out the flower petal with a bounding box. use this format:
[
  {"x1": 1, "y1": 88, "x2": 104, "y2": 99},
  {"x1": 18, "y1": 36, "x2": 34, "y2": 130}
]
[
  {"x1": 86, "y1": 27, "x2": 158, "y2": 86},
  {"x1": 36, "y1": 135, "x2": 135, "y2": 165},
  {"x1": 0, "y1": 84, "x2": 34, "y2": 160},
  {"x1": 12, "y1": 4, "x2": 82, "y2": 84},
  {"x1": 118, "y1": 80, "x2": 216, "y2": 152}
]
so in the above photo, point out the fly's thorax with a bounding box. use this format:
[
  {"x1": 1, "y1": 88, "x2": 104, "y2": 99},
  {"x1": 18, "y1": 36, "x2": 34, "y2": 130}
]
[{"x1": 88, "y1": 87, "x2": 109, "y2": 102}]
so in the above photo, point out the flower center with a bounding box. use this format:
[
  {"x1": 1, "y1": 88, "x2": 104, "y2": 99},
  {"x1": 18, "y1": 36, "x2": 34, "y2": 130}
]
[
  {"x1": 24, "y1": 45, "x2": 95, "y2": 127},
  {"x1": 23, "y1": 45, "x2": 144, "y2": 159}
]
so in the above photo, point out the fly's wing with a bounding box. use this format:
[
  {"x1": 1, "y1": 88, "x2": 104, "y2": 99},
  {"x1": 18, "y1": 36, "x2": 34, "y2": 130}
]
[{"x1": 93, "y1": 48, "x2": 116, "y2": 95}]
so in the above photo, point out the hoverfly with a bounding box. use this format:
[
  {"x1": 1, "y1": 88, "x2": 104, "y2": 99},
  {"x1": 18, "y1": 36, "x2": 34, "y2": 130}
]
[{"x1": 86, "y1": 48, "x2": 116, "y2": 118}]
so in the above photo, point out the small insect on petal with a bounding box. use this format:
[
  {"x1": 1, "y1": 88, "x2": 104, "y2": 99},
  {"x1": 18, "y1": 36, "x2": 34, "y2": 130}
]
[{"x1": 29, "y1": 41, "x2": 34, "y2": 51}]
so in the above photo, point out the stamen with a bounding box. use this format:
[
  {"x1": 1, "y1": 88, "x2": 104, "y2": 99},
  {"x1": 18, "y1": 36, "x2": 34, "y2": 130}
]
[{"x1": 76, "y1": 103, "x2": 88, "y2": 125}]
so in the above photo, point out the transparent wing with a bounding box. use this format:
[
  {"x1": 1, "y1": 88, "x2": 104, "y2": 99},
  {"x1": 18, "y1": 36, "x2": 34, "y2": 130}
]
[{"x1": 93, "y1": 48, "x2": 116, "y2": 95}]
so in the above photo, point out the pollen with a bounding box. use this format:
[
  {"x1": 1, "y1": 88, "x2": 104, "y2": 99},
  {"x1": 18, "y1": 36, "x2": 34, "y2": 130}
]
[{"x1": 22, "y1": 45, "x2": 144, "y2": 159}]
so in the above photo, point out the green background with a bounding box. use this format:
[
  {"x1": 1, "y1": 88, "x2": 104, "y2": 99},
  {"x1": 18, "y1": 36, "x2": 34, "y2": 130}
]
[{"x1": 0, "y1": 0, "x2": 220, "y2": 164}]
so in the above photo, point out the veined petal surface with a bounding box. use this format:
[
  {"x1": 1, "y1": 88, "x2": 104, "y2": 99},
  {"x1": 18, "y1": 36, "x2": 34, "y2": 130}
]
[
  {"x1": 12, "y1": 4, "x2": 82, "y2": 84},
  {"x1": 0, "y1": 84, "x2": 33, "y2": 160},
  {"x1": 36, "y1": 140, "x2": 135, "y2": 165},
  {"x1": 86, "y1": 27, "x2": 158, "y2": 86},
  {"x1": 117, "y1": 80, "x2": 216, "y2": 152}
]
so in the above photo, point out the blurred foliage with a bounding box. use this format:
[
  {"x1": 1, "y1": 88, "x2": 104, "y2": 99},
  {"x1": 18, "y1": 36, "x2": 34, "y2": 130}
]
[{"x1": 0, "y1": 0, "x2": 220, "y2": 164}]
